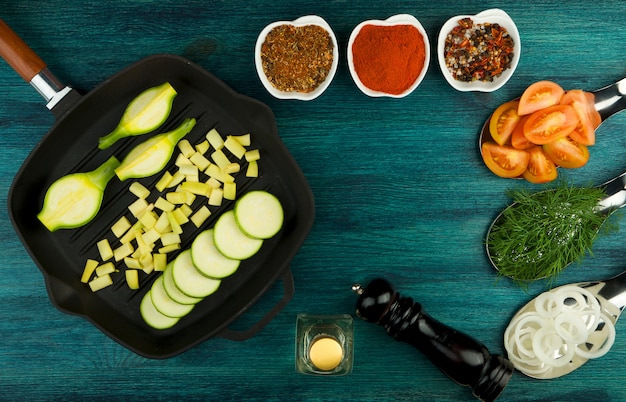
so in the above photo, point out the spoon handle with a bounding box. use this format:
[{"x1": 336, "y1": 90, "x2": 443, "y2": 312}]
[
  {"x1": 595, "y1": 172, "x2": 626, "y2": 214},
  {"x1": 597, "y1": 270, "x2": 626, "y2": 312},
  {"x1": 592, "y1": 77, "x2": 626, "y2": 121}
]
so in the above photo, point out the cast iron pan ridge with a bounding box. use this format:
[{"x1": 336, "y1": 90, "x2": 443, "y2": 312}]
[{"x1": 7, "y1": 53, "x2": 315, "y2": 358}]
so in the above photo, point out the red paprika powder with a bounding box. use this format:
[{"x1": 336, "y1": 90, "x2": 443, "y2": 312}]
[{"x1": 351, "y1": 24, "x2": 426, "y2": 95}]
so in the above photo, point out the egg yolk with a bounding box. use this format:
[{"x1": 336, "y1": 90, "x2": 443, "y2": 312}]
[{"x1": 309, "y1": 336, "x2": 343, "y2": 371}]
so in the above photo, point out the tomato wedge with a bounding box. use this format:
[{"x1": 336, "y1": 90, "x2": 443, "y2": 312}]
[
  {"x1": 522, "y1": 146, "x2": 558, "y2": 183},
  {"x1": 585, "y1": 91, "x2": 602, "y2": 128},
  {"x1": 518, "y1": 80, "x2": 565, "y2": 116},
  {"x1": 510, "y1": 115, "x2": 532, "y2": 149},
  {"x1": 489, "y1": 101, "x2": 520, "y2": 146},
  {"x1": 523, "y1": 104, "x2": 579, "y2": 144},
  {"x1": 543, "y1": 136, "x2": 590, "y2": 168},
  {"x1": 560, "y1": 89, "x2": 598, "y2": 145},
  {"x1": 481, "y1": 142, "x2": 530, "y2": 178}
]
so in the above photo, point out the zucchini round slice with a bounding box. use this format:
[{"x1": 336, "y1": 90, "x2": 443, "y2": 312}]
[
  {"x1": 191, "y1": 229, "x2": 240, "y2": 279},
  {"x1": 140, "y1": 290, "x2": 179, "y2": 330},
  {"x1": 150, "y1": 275, "x2": 195, "y2": 318},
  {"x1": 213, "y1": 210, "x2": 263, "y2": 260},
  {"x1": 234, "y1": 190, "x2": 284, "y2": 239},
  {"x1": 163, "y1": 262, "x2": 203, "y2": 305},
  {"x1": 171, "y1": 250, "x2": 221, "y2": 298}
]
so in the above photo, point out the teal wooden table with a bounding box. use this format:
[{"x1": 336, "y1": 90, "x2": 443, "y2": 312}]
[{"x1": 1, "y1": 1, "x2": 625, "y2": 401}]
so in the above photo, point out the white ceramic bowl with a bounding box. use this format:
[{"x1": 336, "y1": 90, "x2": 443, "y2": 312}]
[
  {"x1": 347, "y1": 14, "x2": 430, "y2": 98},
  {"x1": 255, "y1": 15, "x2": 339, "y2": 101},
  {"x1": 437, "y1": 8, "x2": 520, "y2": 92}
]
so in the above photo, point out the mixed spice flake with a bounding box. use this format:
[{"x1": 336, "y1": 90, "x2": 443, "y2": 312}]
[
  {"x1": 444, "y1": 18, "x2": 514, "y2": 82},
  {"x1": 260, "y1": 24, "x2": 334, "y2": 93}
]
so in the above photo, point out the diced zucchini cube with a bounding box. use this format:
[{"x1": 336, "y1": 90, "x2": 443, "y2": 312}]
[
  {"x1": 190, "y1": 206, "x2": 211, "y2": 227},
  {"x1": 245, "y1": 149, "x2": 261, "y2": 162},
  {"x1": 114, "y1": 242, "x2": 135, "y2": 261},
  {"x1": 232, "y1": 133, "x2": 251, "y2": 146},
  {"x1": 111, "y1": 216, "x2": 132, "y2": 238},
  {"x1": 156, "y1": 171, "x2": 173, "y2": 192},
  {"x1": 223, "y1": 182, "x2": 236, "y2": 200},
  {"x1": 190, "y1": 152, "x2": 211, "y2": 171},
  {"x1": 246, "y1": 160, "x2": 259, "y2": 177},
  {"x1": 153, "y1": 253, "x2": 167, "y2": 272},
  {"x1": 81, "y1": 259, "x2": 99, "y2": 283},
  {"x1": 224, "y1": 136, "x2": 247, "y2": 159},
  {"x1": 97, "y1": 238, "x2": 114, "y2": 261},
  {"x1": 206, "y1": 128, "x2": 224, "y2": 150},
  {"x1": 155, "y1": 197, "x2": 175, "y2": 212},
  {"x1": 211, "y1": 149, "x2": 231, "y2": 168},
  {"x1": 89, "y1": 274, "x2": 113, "y2": 292},
  {"x1": 208, "y1": 187, "x2": 223, "y2": 206},
  {"x1": 125, "y1": 269, "x2": 139, "y2": 290},
  {"x1": 95, "y1": 262, "x2": 116, "y2": 277},
  {"x1": 177, "y1": 139, "x2": 195, "y2": 158},
  {"x1": 195, "y1": 139, "x2": 210, "y2": 155}
]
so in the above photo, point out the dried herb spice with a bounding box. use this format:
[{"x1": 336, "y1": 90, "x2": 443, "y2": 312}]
[
  {"x1": 260, "y1": 24, "x2": 334, "y2": 93},
  {"x1": 444, "y1": 18, "x2": 514, "y2": 82}
]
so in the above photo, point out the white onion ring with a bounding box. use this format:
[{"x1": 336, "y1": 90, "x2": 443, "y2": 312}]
[
  {"x1": 575, "y1": 312, "x2": 616, "y2": 359},
  {"x1": 534, "y1": 292, "x2": 563, "y2": 318},
  {"x1": 513, "y1": 326, "x2": 539, "y2": 359},
  {"x1": 554, "y1": 310, "x2": 591, "y2": 344},
  {"x1": 531, "y1": 327, "x2": 575, "y2": 368},
  {"x1": 554, "y1": 286, "x2": 601, "y2": 314},
  {"x1": 504, "y1": 328, "x2": 552, "y2": 376},
  {"x1": 503, "y1": 285, "x2": 617, "y2": 377}
]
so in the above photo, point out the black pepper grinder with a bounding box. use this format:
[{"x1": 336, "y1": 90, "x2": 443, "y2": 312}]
[{"x1": 352, "y1": 278, "x2": 513, "y2": 402}]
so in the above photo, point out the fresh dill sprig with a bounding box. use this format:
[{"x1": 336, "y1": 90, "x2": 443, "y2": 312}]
[{"x1": 487, "y1": 181, "x2": 616, "y2": 285}]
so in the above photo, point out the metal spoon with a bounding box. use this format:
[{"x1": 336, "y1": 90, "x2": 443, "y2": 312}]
[
  {"x1": 479, "y1": 77, "x2": 626, "y2": 152},
  {"x1": 486, "y1": 170, "x2": 626, "y2": 277},
  {"x1": 505, "y1": 269, "x2": 626, "y2": 379}
]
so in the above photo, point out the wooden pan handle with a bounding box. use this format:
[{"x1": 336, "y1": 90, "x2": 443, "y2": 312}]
[{"x1": 0, "y1": 19, "x2": 47, "y2": 82}]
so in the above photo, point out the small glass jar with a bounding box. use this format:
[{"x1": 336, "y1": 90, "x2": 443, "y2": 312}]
[{"x1": 295, "y1": 314, "x2": 353, "y2": 375}]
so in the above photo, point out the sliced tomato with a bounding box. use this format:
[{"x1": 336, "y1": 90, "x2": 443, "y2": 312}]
[
  {"x1": 522, "y1": 146, "x2": 558, "y2": 183},
  {"x1": 560, "y1": 89, "x2": 598, "y2": 145},
  {"x1": 481, "y1": 142, "x2": 530, "y2": 178},
  {"x1": 489, "y1": 101, "x2": 520, "y2": 145},
  {"x1": 510, "y1": 115, "x2": 533, "y2": 149},
  {"x1": 585, "y1": 91, "x2": 602, "y2": 128},
  {"x1": 543, "y1": 136, "x2": 590, "y2": 168},
  {"x1": 523, "y1": 104, "x2": 579, "y2": 144},
  {"x1": 518, "y1": 80, "x2": 565, "y2": 116}
]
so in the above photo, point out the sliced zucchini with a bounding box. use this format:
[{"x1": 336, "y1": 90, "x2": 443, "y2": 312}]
[
  {"x1": 115, "y1": 118, "x2": 196, "y2": 181},
  {"x1": 162, "y1": 261, "x2": 202, "y2": 305},
  {"x1": 99, "y1": 82, "x2": 178, "y2": 149},
  {"x1": 191, "y1": 229, "x2": 240, "y2": 279},
  {"x1": 140, "y1": 290, "x2": 179, "y2": 330},
  {"x1": 37, "y1": 156, "x2": 120, "y2": 231},
  {"x1": 171, "y1": 250, "x2": 221, "y2": 298},
  {"x1": 150, "y1": 275, "x2": 195, "y2": 318},
  {"x1": 213, "y1": 210, "x2": 263, "y2": 260},
  {"x1": 234, "y1": 191, "x2": 284, "y2": 239}
]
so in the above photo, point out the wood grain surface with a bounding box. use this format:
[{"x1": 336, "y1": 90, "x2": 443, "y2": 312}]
[{"x1": 0, "y1": 1, "x2": 625, "y2": 401}]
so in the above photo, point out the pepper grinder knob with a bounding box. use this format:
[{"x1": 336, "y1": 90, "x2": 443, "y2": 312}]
[{"x1": 352, "y1": 278, "x2": 513, "y2": 402}]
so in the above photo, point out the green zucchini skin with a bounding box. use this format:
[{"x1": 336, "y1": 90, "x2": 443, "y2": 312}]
[
  {"x1": 191, "y1": 229, "x2": 241, "y2": 279},
  {"x1": 115, "y1": 118, "x2": 196, "y2": 181},
  {"x1": 233, "y1": 190, "x2": 284, "y2": 239},
  {"x1": 37, "y1": 155, "x2": 120, "y2": 231},
  {"x1": 98, "y1": 82, "x2": 178, "y2": 150}
]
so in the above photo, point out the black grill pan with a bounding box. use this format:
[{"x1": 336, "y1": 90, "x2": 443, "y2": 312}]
[{"x1": 1, "y1": 19, "x2": 314, "y2": 358}]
